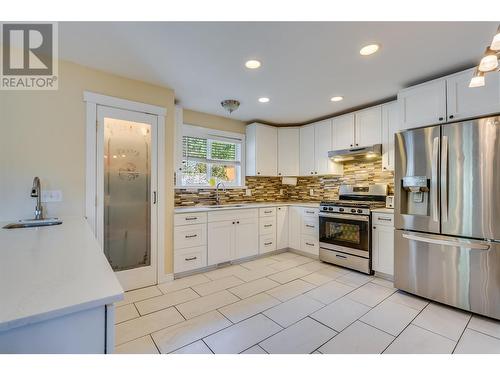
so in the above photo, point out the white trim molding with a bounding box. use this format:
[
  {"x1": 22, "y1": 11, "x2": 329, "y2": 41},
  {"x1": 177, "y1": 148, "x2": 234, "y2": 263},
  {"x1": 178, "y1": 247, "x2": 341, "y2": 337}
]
[
  {"x1": 84, "y1": 91, "x2": 167, "y2": 116},
  {"x1": 84, "y1": 91, "x2": 167, "y2": 288}
]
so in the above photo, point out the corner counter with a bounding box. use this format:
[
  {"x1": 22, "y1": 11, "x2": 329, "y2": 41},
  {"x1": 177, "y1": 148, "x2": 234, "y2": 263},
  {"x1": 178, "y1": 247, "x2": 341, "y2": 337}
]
[{"x1": 0, "y1": 217, "x2": 123, "y2": 353}]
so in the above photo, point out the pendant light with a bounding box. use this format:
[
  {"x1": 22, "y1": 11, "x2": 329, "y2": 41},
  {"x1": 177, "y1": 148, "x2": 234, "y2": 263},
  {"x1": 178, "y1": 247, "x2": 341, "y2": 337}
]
[
  {"x1": 478, "y1": 46, "x2": 499, "y2": 72},
  {"x1": 469, "y1": 68, "x2": 485, "y2": 88}
]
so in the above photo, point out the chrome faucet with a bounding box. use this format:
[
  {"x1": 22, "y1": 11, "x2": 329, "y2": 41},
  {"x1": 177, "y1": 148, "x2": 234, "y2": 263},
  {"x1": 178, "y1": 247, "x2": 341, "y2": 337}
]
[
  {"x1": 215, "y1": 182, "x2": 226, "y2": 205},
  {"x1": 31, "y1": 177, "x2": 44, "y2": 220}
]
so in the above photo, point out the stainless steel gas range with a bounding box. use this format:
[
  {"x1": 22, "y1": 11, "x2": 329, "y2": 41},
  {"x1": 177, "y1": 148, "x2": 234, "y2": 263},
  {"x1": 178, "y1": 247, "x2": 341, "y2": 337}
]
[{"x1": 319, "y1": 184, "x2": 387, "y2": 274}]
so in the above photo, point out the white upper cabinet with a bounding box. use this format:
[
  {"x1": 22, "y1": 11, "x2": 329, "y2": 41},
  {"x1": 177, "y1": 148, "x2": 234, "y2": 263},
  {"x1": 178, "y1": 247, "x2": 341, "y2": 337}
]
[
  {"x1": 332, "y1": 113, "x2": 355, "y2": 150},
  {"x1": 355, "y1": 105, "x2": 382, "y2": 147},
  {"x1": 246, "y1": 123, "x2": 278, "y2": 176},
  {"x1": 299, "y1": 124, "x2": 316, "y2": 176},
  {"x1": 398, "y1": 79, "x2": 447, "y2": 129},
  {"x1": 381, "y1": 101, "x2": 400, "y2": 171},
  {"x1": 446, "y1": 68, "x2": 500, "y2": 122},
  {"x1": 314, "y1": 119, "x2": 343, "y2": 175},
  {"x1": 277, "y1": 127, "x2": 300, "y2": 176}
]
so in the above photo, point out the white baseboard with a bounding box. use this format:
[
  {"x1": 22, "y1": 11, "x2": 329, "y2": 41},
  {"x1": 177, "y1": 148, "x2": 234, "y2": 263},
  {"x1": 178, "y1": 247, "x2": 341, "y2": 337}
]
[{"x1": 158, "y1": 273, "x2": 174, "y2": 284}]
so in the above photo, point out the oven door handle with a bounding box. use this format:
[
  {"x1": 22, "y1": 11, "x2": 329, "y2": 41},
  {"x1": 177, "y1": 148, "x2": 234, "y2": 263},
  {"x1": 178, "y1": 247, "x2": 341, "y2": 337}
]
[{"x1": 319, "y1": 212, "x2": 369, "y2": 222}]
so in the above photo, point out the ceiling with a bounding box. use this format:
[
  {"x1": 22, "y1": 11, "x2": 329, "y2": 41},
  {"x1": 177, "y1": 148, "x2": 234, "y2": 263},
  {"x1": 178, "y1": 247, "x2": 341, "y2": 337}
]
[{"x1": 59, "y1": 22, "x2": 498, "y2": 124}]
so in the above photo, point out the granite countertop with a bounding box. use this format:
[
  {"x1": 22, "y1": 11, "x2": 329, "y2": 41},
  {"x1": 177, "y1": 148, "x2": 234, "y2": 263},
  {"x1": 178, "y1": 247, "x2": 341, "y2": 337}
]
[
  {"x1": 0, "y1": 217, "x2": 123, "y2": 332},
  {"x1": 174, "y1": 201, "x2": 320, "y2": 213}
]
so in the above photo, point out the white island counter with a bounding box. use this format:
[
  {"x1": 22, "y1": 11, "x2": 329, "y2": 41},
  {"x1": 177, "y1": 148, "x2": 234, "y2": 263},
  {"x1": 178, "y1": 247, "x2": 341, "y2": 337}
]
[{"x1": 0, "y1": 217, "x2": 123, "y2": 353}]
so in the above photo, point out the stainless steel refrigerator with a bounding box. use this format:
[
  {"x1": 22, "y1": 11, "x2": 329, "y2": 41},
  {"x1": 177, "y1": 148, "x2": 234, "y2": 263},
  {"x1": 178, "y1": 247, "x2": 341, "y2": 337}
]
[{"x1": 394, "y1": 115, "x2": 500, "y2": 320}]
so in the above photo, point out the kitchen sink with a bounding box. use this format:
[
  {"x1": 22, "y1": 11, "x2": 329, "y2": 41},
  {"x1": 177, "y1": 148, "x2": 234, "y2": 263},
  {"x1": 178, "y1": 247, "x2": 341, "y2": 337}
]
[
  {"x1": 3, "y1": 218, "x2": 63, "y2": 229},
  {"x1": 209, "y1": 204, "x2": 247, "y2": 209}
]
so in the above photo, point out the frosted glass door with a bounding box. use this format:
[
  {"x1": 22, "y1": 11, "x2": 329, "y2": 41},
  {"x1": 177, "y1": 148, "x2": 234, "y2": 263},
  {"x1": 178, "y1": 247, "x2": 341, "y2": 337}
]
[{"x1": 97, "y1": 106, "x2": 158, "y2": 291}]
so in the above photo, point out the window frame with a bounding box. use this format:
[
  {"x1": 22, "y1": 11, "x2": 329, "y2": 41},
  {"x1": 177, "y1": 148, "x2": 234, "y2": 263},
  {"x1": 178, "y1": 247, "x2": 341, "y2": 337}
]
[{"x1": 177, "y1": 124, "x2": 246, "y2": 189}]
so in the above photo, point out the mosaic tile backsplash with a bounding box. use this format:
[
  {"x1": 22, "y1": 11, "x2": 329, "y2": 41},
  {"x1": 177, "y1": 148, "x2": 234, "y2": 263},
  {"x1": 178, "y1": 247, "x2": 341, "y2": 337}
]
[{"x1": 174, "y1": 159, "x2": 394, "y2": 207}]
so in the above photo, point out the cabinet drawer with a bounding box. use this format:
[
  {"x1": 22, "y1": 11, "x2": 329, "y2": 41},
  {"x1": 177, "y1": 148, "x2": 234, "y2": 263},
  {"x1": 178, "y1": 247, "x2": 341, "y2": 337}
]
[
  {"x1": 260, "y1": 217, "x2": 276, "y2": 235},
  {"x1": 174, "y1": 212, "x2": 207, "y2": 226},
  {"x1": 174, "y1": 246, "x2": 207, "y2": 273},
  {"x1": 302, "y1": 218, "x2": 318, "y2": 235},
  {"x1": 260, "y1": 235, "x2": 277, "y2": 254},
  {"x1": 301, "y1": 234, "x2": 319, "y2": 255},
  {"x1": 174, "y1": 224, "x2": 207, "y2": 249},
  {"x1": 301, "y1": 208, "x2": 319, "y2": 218},
  {"x1": 372, "y1": 213, "x2": 394, "y2": 226},
  {"x1": 259, "y1": 207, "x2": 276, "y2": 217},
  {"x1": 208, "y1": 208, "x2": 258, "y2": 223}
]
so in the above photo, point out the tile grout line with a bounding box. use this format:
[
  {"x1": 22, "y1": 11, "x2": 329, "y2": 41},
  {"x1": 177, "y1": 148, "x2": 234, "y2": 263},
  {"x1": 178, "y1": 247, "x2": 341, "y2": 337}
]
[{"x1": 451, "y1": 314, "x2": 472, "y2": 354}]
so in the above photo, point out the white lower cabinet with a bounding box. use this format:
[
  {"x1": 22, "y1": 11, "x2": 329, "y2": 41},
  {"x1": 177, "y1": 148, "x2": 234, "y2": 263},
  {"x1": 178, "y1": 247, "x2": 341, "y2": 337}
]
[
  {"x1": 300, "y1": 207, "x2": 319, "y2": 256},
  {"x1": 174, "y1": 212, "x2": 208, "y2": 273},
  {"x1": 259, "y1": 208, "x2": 276, "y2": 254},
  {"x1": 372, "y1": 212, "x2": 395, "y2": 276},
  {"x1": 276, "y1": 206, "x2": 289, "y2": 249},
  {"x1": 207, "y1": 209, "x2": 259, "y2": 266},
  {"x1": 288, "y1": 206, "x2": 302, "y2": 250}
]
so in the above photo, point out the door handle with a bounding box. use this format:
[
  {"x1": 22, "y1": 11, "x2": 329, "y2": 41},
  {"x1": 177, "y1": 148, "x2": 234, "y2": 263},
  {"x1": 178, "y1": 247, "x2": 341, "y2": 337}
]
[
  {"x1": 402, "y1": 233, "x2": 490, "y2": 250},
  {"x1": 441, "y1": 135, "x2": 448, "y2": 222},
  {"x1": 335, "y1": 254, "x2": 347, "y2": 259},
  {"x1": 264, "y1": 224, "x2": 272, "y2": 228},
  {"x1": 153, "y1": 191, "x2": 157, "y2": 204},
  {"x1": 185, "y1": 234, "x2": 198, "y2": 239},
  {"x1": 431, "y1": 136, "x2": 439, "y2": 222},
  {"x1": 185, "y1": 256, "x2": 198, "y2": 261}
]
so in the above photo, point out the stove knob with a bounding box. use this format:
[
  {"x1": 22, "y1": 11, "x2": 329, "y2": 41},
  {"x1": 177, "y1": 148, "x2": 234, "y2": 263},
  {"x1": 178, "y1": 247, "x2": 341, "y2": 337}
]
[
  {"x1": 351, "y1": 209, "x2": 356, "y2": 213},
  {"x1": 339, "y1": 208, "x2": 344, "y2": 212},
  {"x1": 322, "y1": 207, "x2": 328, "y2": 211},
  {"x1": 357, "y1": 209, "x2": 363, "y2": 213},
  {"x1": 328, "y1": 207, "x2": 333, "y2": 211}
]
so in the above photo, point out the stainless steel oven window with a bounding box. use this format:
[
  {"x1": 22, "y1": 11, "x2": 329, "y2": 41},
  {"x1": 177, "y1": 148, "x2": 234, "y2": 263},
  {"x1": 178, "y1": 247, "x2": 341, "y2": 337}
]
[{"x1": 319, "y1": 213, "x2": 369, "y2": 252}]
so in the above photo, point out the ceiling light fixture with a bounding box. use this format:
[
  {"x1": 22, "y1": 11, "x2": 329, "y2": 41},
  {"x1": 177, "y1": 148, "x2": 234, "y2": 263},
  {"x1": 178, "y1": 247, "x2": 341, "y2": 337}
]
[
  {"x1": 469, "y1": 68, "x2": 485, "y2": 88},
  {"x1": 360, "y1": 43, "x2": 380, "y2": 56},
  {"x1": 330, "y1": 96, "x2": 344, "y2": 102},
  {"x1": 221, "y1": 99, "x2": 240, "y2": 114},
  {"x1": 245, "y1": 60, "x2": 261, "y2": 69},
  {"x1": 258, "y1": 97, "x2": 270, "y2": 103},
  {"x1": 470, "y1": 25, "x2": 500, "y2": 88}
]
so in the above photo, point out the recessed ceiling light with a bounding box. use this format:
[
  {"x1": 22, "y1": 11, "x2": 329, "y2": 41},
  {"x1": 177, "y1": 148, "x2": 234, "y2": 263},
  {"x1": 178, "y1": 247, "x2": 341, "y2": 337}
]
[
  {"x1": 330, "y1": 96, "x2": 344, "y2": 102},
  {"x1": 360, "y1": 44, "x2": 380, "y2": 56},
  {"x1": 245, "y1": 60, "x2": 261, "y2": 69},
  {"x1": 258, "y1": 97, "x2": 270, "y2": 103}
]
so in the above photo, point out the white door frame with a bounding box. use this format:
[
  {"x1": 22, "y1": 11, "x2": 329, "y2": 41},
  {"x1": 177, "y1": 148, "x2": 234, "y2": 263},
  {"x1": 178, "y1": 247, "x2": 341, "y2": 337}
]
[{"x1": 84, "y1": 91, "x2": 168, "y2": 287}]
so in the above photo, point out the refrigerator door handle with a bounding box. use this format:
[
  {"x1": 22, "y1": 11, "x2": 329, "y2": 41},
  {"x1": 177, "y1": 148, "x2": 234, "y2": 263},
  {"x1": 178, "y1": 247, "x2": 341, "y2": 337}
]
[
  {"x1": 402, "y1": 233, "x2": 490, "y2": 250},
  {"x1": 441, "y1": 135, "x2": 448, "y2": 222},
  {"x1": 431, "y1": 136, "x2": 439, "y2": 222}
]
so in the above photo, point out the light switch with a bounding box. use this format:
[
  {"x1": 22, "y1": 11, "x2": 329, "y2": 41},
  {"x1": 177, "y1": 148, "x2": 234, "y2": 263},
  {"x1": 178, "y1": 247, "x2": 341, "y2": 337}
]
[
  {"x1": 245, "y1": 189, "x2": 252, "y2": 196},
  {"x1": 310, "y1": 189, "x2": 314, "y2": 196},
  {"x1": 41, "y1": 190, "x2": 63, "y2": 202}
]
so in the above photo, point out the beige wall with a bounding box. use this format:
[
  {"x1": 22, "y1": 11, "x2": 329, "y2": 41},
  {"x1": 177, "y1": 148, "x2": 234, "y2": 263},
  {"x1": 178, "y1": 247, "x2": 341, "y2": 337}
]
[
  {"x1": 0, "y1": 60, "x2": 176, "y2": 275},
  {"x1": 183, "y1": 108, "x2": 246, "y2": 134}
]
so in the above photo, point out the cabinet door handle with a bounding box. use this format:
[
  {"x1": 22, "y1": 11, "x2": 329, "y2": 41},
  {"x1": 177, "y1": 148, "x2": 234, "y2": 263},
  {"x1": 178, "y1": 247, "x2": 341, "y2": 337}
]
[
  {"x1": 305, "y1": 224, "x2": 315, "y2": 228},
  {"x1": 305, "y1": 210, "x2": 315, "y2": 214},
  {"x1": 232, "y1": 221, "x2": 235, "y2": 224},
  {"x1": 264, "y1": 242, "x2": 273, "y2": 246},
  {"x1": 439, "y1": 117, "x2": 444, "y2": 121},
  {"x1": 237, "y1": 221, "x2": 240, "y2": 224},
  {"x1": 336, "y1": 254, "x2": 347, "y2": 259},
  {"x1": 377, "y1": 217, "x2": 392, "y2": 221},
  {"x1": 153, "y1": 191, "x2": 157, "y2": 204},
  {"x1": 185, "y1": 234, "x2": 198, "y2": 239},
  {"x1": 264, "y1": 210, "x2": 273, "y2": 213},
  {"x1": 185, "y1": 217, "x2": 197, "y2": 221},
  {"x1": 264, "y1": 224, "x2": 272, "y2": 228},
  {"x1": 185, "y1": 256, "x2": 197, "y2": 261},
  {"x1": 449, "y1": 115, "x2": 454, "y2": 119},
  {"x1": 305, "y1": 242, "x2": 315, "y2": 246},
  {"x1": 373, "y1": 226, "x2": 377, "y2": 229}
]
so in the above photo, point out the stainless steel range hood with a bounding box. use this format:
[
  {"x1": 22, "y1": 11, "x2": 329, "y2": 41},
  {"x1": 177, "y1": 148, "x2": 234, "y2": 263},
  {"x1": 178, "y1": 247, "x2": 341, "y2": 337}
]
[{"x1": 328, "y1": 144, "x2": 382, "y2": 162}]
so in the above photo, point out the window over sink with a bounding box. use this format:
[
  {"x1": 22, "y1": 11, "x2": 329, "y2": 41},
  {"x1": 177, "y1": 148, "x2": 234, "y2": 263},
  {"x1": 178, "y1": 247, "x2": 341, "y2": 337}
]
[{"x1": 178, "y1": 125, "x2": 245, "y2": 188}]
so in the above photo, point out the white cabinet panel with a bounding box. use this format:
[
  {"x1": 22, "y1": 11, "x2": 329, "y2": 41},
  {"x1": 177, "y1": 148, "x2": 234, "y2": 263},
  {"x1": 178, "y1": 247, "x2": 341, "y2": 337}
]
[
  {"x1": 381, "y1": 101, "x2": 400, "y2": 171},
  {"x1": 260, "y1": 235, "x2": 277, "y2": 254},
  {"x1": 314, "y1": 119, "x2": 343, "y2": 176},
  {"x1": 246, "y1": 123, "x2": 277, "y2": 176},
  {"x1": 299, "y1": 124, "x2": 316, "y2": 176},
  {"x1": 277, "y1": 127, "x2": 300, "y2": 176},
  {"x1": 288, "y1": 206, "x2": 302, "y2": 250},
  {"x1": 300, "y1": 234, "x2": 319, "y2": 256},
  {"x1": 355, "y1": 105, "x2": 382, "y2": 148},
  {"x1": 235, "y1": 217, "x2": 259, "y2": 259},
  {"x1": 447, "y1": 68, "x2": 500, "y2": 122},
  {"x1": 174, "y1": 246, "x2": 207, "y2": 273},
  {"x1": 174, "y1": 224, "x2": 207, "y2": 249},
  {"x1": 372, "y1": 225, "x2": 394, "y2": 276},
  {"x1": 276, "y1": 206, "x2": 289, "y2": 250},
  {"x1": 398, "y1": 79, "x2": 447, "y2": 129},
  {"x1": 332, "y1": 113, "x2": 355, "y2": 150},
  {"x1": 259, "y1": 217, "x2": 276, "y2": 235},
  {"x1": 174, "y1": 212, "x2": 207, "y2": 226},
  {"x1": 207, "y1": 220, "x2": 234, "y2": 265}
]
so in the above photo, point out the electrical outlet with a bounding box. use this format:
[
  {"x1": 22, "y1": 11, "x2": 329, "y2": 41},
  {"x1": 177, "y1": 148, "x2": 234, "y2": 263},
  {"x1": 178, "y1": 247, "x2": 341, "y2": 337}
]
[
  {"x1": 245, "y1": 189, "x2": 252, "y2": 196},
  {"x1": 310, "y1": 189, "x2": 314, "y2": 196},
  {"x1": 279, "y1": 188, "x2": 284, "y2": 195},
  {"x1": 41, "y1": 190, "x2": 63, "y2": 202}
]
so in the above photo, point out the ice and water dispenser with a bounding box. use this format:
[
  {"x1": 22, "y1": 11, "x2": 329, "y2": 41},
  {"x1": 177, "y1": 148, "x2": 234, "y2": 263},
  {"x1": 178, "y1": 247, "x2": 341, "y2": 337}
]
[{"x1": 400, "y1": 175, "x2": 431, "y2": 216}]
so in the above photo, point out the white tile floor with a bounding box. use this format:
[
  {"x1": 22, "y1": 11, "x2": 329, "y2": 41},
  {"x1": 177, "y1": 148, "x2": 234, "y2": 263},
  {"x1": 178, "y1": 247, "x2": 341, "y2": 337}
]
[{"x1": 114, "y1": 251, "x2": 500, "y2": 354}]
